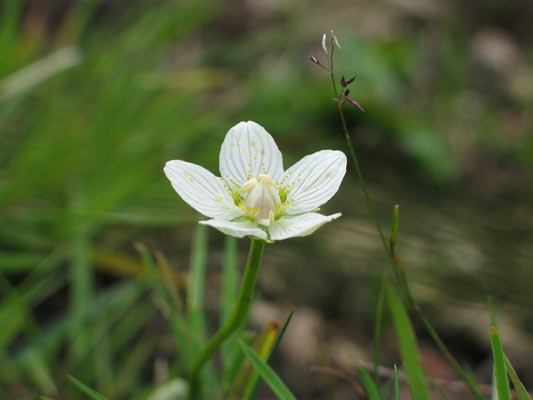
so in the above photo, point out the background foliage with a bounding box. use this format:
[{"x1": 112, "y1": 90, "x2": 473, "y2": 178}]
[{"x1": 0, "y1": 0, "x2": 532, "y2": 398}]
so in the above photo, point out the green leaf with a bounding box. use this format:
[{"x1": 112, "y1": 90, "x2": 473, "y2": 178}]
[
  {"x1": 387, "y1": 283, "x2": 430, "y2": 400},
  {"x1": 221, "y1": 235, "x2": 239, "y2": 374},
  {"x1": 68, "y1": 375, "x2": 109, "y2": 400},
  {"x1": 358, "y1": 364, "x2": 382, "y2": 400},
  {"x1": 390, "y1": 205, "x2": 400, "y2": 248},
  {"x1": 243, "y1": 309, "x2": 295, "y2": 400},
  {"x1": 373, "y1": 274, "x2": 387, "y2": 385},
  {"x1": 490, "y1": 327, "x2": 511, "y2": 400},
  {"x1": 238, "y1": 340, "x2": 296, "y2": 400},
  {"x1": 488, "y1": 297, "x2": 497, "y2": 328},
  {"x1": 187, "y1": 224, "x2": 208, "y2": 349},
  {"x1": 221, "y1": 235, "x2": 238, "y2": 326},
  {"x1": 136, "y1": 243, "x2": 192, "y2": 369},
  {"x1": 504, "y1": 355, "x2": 531, "y2": 400},
  {"x1": 186, "y1": 224, "x2": 215, "y2": 395}
]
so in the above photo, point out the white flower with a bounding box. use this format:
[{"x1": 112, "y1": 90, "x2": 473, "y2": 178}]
[{"x1": 164, "y1": 121, "x2": 346, "y2": 241}]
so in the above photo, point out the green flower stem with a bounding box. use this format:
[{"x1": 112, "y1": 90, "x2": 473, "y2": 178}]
[{"x1": 189, "y1": 238, "x2": 266, "y2": 398}]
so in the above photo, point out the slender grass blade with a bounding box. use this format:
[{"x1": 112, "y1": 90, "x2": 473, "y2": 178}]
[
  {"x1": 387, "y1": 283, "x2": 430, "y2": 400},
  {"x1": 185, "y1": 224, "x2": 215, "y2": 396},
  {"x1": 504, "y1": 355, "x2": 531, "y2": 400},
  {"x1": 358, "y1": 364, "x2": 382, "y2": 400},
  {"x1": 243, "y1": 309, "x2": 294, "y2": 400},
  {"x1": 238, "y1": 340, "x2": 296, "y2": 400},
  {"x1": 68, "y1": 375, "x2": 109, "y2": 400},
  {"x1": 394, "y1": 364, "x2": 400, "y2": 400},
  {"x1": 221, "y1": 235, "x2": 238, "y2": 374},
  {"x1": 490, "y1": 327, "x2": 511, "y2": 400},
  {"x1": 373, "y1": 274, "x2": 387, "y2": 385},
  {"x1": 136, "y1": 243, "x2": 192, "y2": 369},
  {"x1": 187, "y1": 224, "x2": 208, "y2": 352},
  {"x1": 243, "y1": 321, "x2": 279, "y2": 399}
]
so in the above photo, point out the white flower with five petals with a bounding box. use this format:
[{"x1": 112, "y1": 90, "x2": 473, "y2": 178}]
[{"x1": 164, "y1": 121, "x2": 346, "y2": 241}]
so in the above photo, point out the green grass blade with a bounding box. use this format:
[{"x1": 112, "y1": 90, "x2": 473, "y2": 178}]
[
  {"x1": 68, "y1": 187, "x2": 93, "y2": 363},
  {"x1": 373, "y1": 274, "x2": 387, "y2": 385},
  {"x1": 68, "y1": 375, "x2": 109, "y2": 400},
  {"x1": 390, "y1": 204, "x2": 400, "y2": 250},
  {"x1": 241, "y1": 323, "x2": 278, "y2": 398},
  {"x1": 488, "y1": 297, "x2": 497, "y2": 328},
  {"x1": 186, "y1": 224, "x2": 215, "y2": 396},
  {"x1": 223, "y1": 333, "x2": 255, "y2": 395},
  {"x1": 504, "y1": 355, "x2": 531, "y2": 400},
  {"x1": 243, "y1": 309, "x2": 295, "y2": 400},
  {"x1": 136, "y1": 243, "x2": 192, "y2": 369},
  {"x1": 238, "y1": 340, "x2": 296, "y2": 400},
  {"x1": 491, "y1": 327, "x2": 511, "y2": 400},
  {"x1": 221, "y1": 235, "x2": 238, "y2": 325},
  {"x1": 221, "y1": 235, "x2": 238, "y2": 371},
  {"x1": 394, "y1": 365, "x2": 400, "y2": 400},
  {"x1": 387, "y1": 283, "x2": 430, "y2": 400},
  {"x1": 358, "y1": 364, "x2": 382, "y2": 400},
  {"x1": 0, "y1": 251, "x2": 45, "y2": 271},
  {"x1": 187, "y1": 224, "x2": 208, "y2": 351}
]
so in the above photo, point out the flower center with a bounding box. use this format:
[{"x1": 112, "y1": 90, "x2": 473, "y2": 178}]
[{"x1": 242, "y1": 173, "x2": 281, "y2": 225}]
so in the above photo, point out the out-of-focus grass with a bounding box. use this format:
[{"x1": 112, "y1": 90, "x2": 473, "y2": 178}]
[
  {"x1": 0, "y1": 1, "x2": 224, "y2": 398},
  {"x1": 1, "y1": 0, "x2": 532, "y2": 398}
]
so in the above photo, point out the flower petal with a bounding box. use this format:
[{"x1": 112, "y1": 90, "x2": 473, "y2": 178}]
[
  {"x1": 164, "y1": 160, "x2": 242, "y2": 219},
  {"x1": 219, "y1": 121, "x2": 284, "y2": 188},
  {"x1": 269, "y1": 212, "x2": 341, "y2": 241},
  {"x1": 282, "y1": 150, "x2": 346, "y2": 213},
  {"x1": 200, "y1": 219, "x2": 267, "y2": 239}
]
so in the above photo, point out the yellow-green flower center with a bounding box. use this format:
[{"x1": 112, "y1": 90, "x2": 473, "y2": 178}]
[{"x1": 242, "y1": 174, "x2": 281, "y2": 225}]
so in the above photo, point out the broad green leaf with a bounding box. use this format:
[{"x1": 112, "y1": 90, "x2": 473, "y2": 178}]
[
  {"x1": 68, "y1": 375, "x2": 109, "y2": 400},
  {"x1": 238, "y1": 340, "x2": 296, "y2": 400},
  {"x1": 387, "y1": 283, "x2": 430, "y2": 400}
]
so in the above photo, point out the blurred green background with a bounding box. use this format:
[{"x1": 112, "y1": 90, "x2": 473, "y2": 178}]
[{"x1": 1, "y1": 0, "x2": 532, "y2": 398}]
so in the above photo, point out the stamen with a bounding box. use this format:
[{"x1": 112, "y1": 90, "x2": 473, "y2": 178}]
[{"x1": 242, "y1": 178, "x2": 258, "y2": 192}]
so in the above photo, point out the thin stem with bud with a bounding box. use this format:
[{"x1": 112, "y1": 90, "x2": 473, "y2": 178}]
[{"x1": 311, "y1": 33, "x2": 484, "y2": 400}]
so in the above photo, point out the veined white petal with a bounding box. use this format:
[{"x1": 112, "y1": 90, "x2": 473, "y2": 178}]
[
  {"x1": 200, "y1": 219, "x2": 267, "y2": 239},
  {"x1": 269, "y1": 212, "x2": 341, "y2": 241},
  {"x1": 219, "y1": 121, "x2": 284, "y2": 188},
  {"x1": 282, "y1": 150, "x2": 346, "y2": 213},
  {"x1": 164, "y1": 160, "x2": 242, "y2": 219}
]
